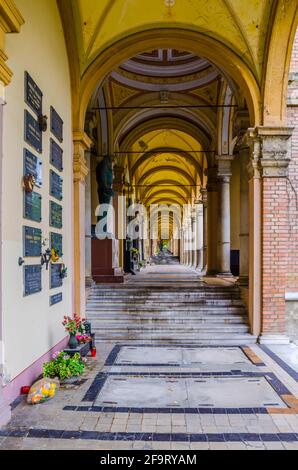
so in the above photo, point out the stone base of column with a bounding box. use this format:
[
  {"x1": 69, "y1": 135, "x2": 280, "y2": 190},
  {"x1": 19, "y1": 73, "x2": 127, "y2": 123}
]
[
  {"x1": 206, "y1": 269, "x2": 217, "y2": 276},
  {"x1": 237, "y1": 275, "x2": 249, "y2": 286},
  {"x1": 258, "y1": 333, "x2": 290, "y2": 345},
  {"x1": 91, "y1": 238, "x2": 124, "y2": 284},
  {"x1": 216, "y1": 272, "x2": 234, "y2": 278}
]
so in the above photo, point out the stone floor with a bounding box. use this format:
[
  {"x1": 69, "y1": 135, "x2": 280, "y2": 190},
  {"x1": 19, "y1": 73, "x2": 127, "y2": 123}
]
[{"x1": 1, "y1": 342, "x2": 298, "y2": 450}]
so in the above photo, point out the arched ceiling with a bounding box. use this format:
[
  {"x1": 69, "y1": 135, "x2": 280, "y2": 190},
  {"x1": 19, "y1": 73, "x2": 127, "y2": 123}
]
[
  {"x1": 70, "y1": 0, "x2": 274, "y2": 82},
  {"x1": 127, "y1": 129, "x2": 202, "y2": 207}
]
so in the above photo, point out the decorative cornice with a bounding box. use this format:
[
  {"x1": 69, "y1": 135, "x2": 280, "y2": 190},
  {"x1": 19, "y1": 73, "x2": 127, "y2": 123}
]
[
  {"x1": 73, "y1": 131, "x2": 92, "y2": 150},
  {"x1": 0, "y1": 0, "x2": 24, "y2": 33},
  {"x1": 247, "y1": 126, "x2": 294, "y2": 178},
  {"x1": 0, "y1": 0, "x2": 24, "y2": 86}
]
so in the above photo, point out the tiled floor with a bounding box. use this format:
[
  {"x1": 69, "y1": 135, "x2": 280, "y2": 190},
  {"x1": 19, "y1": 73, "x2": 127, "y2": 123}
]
[{"x1": 1, "y1": 342, "x2": 298, "y2": 450}]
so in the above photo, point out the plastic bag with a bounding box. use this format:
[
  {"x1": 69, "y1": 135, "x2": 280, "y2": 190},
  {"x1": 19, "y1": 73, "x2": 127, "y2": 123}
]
[{"x1": 27, "y1": 378, "x2": 59, "y2": 405}]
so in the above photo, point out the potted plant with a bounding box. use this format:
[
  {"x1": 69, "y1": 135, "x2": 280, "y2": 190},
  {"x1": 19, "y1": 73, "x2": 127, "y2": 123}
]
[
  {"x1": 43, "y1": 351, "x2": 86, "y2": 381},
  {"x1": 62, "y1": 313, "x2": 86, "y2": 349}
]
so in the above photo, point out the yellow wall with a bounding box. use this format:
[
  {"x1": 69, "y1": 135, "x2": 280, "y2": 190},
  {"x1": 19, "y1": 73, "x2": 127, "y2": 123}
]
[{"x1": 2, "y1": 0, "x2": 72, "y2": 381}]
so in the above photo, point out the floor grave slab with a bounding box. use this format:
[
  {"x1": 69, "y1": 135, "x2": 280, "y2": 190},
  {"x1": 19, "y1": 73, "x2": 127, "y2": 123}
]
[
  {"x1": 108, "y1": 345, "x2": 255, "y2": 367},
  {"x1": 93, "y1": 375, "x2": 287, "y2": 409}
]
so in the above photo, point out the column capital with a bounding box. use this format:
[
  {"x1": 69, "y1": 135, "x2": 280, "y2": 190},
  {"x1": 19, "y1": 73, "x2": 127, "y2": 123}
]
[
  {"x1": 216, "y1": 155, "x2": 233, "y2": 182},
  {"x1": 200, "y1": 187, "x2": 208, "y2": 206},
  {"x1": 73, "y1": 132, "x2": 92, "y2": 183},
  {"x1": 247, "y1": 126, "x2": 294, "y2": 178}
]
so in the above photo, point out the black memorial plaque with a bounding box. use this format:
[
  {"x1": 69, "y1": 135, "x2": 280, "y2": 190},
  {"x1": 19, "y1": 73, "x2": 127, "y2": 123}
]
[
  {"x1": 49, "y1": 201, "x2": 62, "y2": 228},
  {"x1": 50, "y1": 232, "x2": 63, "y2": 257},
  {"x1": 23, "y1": 148, "x2": 42, "y2": 187},
  {"x1": 50, "y1": 106, "x2": 63, "y2": 142},
  {"x1": 24, "y1": 265, "x2": 42, "y2": 296},
  {"x1": 24, "y1": 71, "x2": 43, "y2": 116},
  {"x1": 23, "y1": 226, "x2": 42, "y2": 257},
  {"x1": 50, "y1": 263, "x2": 63, "y2": 289},
  {"x1": 24, "y1": 110, "x2": 42, "y2": 153},
  {"x1": 24, "y1": 191, "x2": 42, "y2": 222},
  {"x1": 50, "y1": 292, "x2": 63, "y2": 306},
  {"x1": 50, "y1": 138, "x2": 63, "y2": 172},
  {"x1": 50, "y1": 170, "x2": 63, "y2": 201}
]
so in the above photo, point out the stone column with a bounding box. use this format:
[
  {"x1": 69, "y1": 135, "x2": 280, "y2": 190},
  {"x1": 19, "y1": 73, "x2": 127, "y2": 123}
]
[
  {"x1": 190, "y1": 214, "x2": 196, "y2": 268},
  {"x1": 238, "y1": 143, "x2": 250, "y2": 286},
  {"x1": 200, "y1": 188, "x2": 208, "y2": 272},
  {"x1": 216, "y1": 156, "x2": 233, "y2": 277},
  {"x1": 206, "y1": 168, "x2": 218, "y2": 275},
  {"x1": 248, "y1": 126, "x2": 293, "y2": 343},
  {"x1": 73, "y1": 132, "x2": 92, "y2": 317},
  {"x1": 85, "y1": 151, "x2": 92, "y2": 286},
  {"x1": 194, "y1": 201, "x2": 204, "y2": 271}
]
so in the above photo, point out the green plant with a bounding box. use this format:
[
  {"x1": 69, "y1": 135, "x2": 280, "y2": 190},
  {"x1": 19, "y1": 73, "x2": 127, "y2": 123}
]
[
  {"x1": 43, "y1": 351, "x2": 85, "y2": 380},
  {"x1": 130, "y1": 247, "x2": 139, "y2": 256}
]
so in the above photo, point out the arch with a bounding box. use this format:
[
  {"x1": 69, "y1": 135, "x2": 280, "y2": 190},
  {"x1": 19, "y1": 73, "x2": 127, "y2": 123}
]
[
  {"x1": 117, "y1": 113, "x2": 214, "y2": 154},
  {"x1": 144, "y1": 189, "x2": 188, "y2": 205},
  {"x1": 130, "y1": 148, "x2": 202, "y2": 177},
  {"x1": 263, "y1": 1, "x2": 298, "y2": 125},
  {"x1": 76, "y1": 28, "x2": 261, "y2": 130},
  {"x1": 138, "y1": 179, "x2": 192, "y2": 200},
  {"x1": 137, "y1": 165, "x2": 195, "y2": 186}
]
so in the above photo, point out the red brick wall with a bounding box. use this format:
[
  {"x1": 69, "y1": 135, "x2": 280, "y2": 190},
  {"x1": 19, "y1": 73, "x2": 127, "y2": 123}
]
[
  {"x1": 286, "y1": 27, "x2": 298, "y2": 294},
  {"x1": 262, "y1": 178, "x2": 289, "y2": 333}
]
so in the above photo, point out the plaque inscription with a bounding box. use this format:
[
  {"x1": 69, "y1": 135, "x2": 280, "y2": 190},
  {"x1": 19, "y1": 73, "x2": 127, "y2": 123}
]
[
  {"x1": 24, "y1": 71, "x2": 43, "y2": 116},
  {"x1": 50, "y1": 170, "x2": 63, "y2": 201},
  {"x1": 23, "y1": 148, "x2": 42, "y2": 187},
  {"x1": 50, "y1": 232, "x2": 63, "y2": 257},
  {"x1": 24, "y1": 191, "x2": 42, "y2": 222},
  {"x1": 50, "y1": 292, "x2": 63, "y2": 306},
  {"x1": 23, "y1": 226, "x2": 42, "y2": 257},
  {"x1": 24, "y1": 110, "x2": 42, "y2": 153},
  {"x1": 49, "y1": 201, "x2": 62, "y2": 228},
  {"x1": 50, "y1": 263, "x2": 63, "y2": 289},
  {"x1": 24, "y1": 265, "x2": 42, "y2": 296},
  {"x1": 50, "y1": 138, "x2": 63, "y2": 172},
  {"x1": 50, "y1": 106, "x2": 63, "y2": 142}
]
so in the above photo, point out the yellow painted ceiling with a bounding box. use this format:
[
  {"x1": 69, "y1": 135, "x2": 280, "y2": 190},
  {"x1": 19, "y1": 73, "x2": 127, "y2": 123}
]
[
  {"x1": 129, "y1": 129, "x2": 201, "y2": 206},
  {"x1": 73, "y1": 0, "x2": 273, "y2": 81}
]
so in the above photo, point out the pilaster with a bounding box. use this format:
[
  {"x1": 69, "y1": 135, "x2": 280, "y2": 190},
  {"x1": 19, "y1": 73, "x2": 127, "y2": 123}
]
[{"x1": 247, "y1": 126, "x2": 294, "y2": 343}]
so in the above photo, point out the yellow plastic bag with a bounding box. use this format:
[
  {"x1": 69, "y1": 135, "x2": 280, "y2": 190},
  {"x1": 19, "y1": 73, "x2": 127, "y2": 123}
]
[{"x1": 27, "y1": 378, "x2": 59, "y2": 404}]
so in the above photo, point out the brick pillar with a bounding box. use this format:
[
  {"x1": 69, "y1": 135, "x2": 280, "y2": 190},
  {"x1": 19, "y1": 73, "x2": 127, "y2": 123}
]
[{"x1": 248, "y1": 127, "x2": 293, "y2": 344}]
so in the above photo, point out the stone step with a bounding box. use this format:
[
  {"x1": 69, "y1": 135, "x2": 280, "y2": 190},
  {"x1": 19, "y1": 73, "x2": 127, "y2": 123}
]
[
  {"x1": 94, "y1": 333, "x2": 256, "y2": 346},
  {"x1": 88, "y1": 296, "x2": 243, "y2": 306},
  {"x1": 88, "y1": 315, "x2": 247, "y2": 322},
  {"x1": 86, "y1": 307, "x2": 246, "y2": 315},
  {"x1": 91, "y1": 324, "x2": 249, "y2": 332}
]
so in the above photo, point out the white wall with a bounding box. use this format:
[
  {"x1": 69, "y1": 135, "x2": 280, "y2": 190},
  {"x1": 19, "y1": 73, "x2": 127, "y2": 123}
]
[{"x1": 2, "y1": 0, "x2": 73, "y2": 381}]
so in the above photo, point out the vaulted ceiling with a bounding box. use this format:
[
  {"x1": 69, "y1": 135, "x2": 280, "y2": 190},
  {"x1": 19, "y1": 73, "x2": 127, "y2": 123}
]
[{"x1": 69, "y1": 0, "x2": 274, "y2": 82}]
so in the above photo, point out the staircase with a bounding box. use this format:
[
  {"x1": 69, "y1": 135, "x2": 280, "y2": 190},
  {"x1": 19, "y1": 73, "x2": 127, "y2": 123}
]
[{"x1": 86, "y1": 280, "x2": 256, "y2": 345}]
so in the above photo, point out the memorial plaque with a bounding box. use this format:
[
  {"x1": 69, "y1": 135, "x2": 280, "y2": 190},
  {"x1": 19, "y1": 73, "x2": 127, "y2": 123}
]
[
  {"x1": 50, "y1": 263, "x2": 63, "y2": 289},
  {"x1": 24, "y1": 265, "x2": 42, "y2": 296},
  {"x1": 50, "y1": 170, "x2": 63, "y2": 200},
  {"x1": 24, "y1": 191, "x2": 42, "y2": 222},
  {"x1": 23, "y1": 226, "x2": 42, "y2": 257},
  {"x1": 24, "y1": 110, "x2": 42, "y2": 153},
  {"x1": 50, "y1": 138, "x2": 63, "y2": 171},
  {"x1": 49, "y1": 201, "x2": 62, "y2": 228},
  {"x1": 50, "y1": 106, "x2": 63, "y2": 142},
  {"x1": 50, "y1": 232, "x2": 63, "y2": 257},
  {"x1": 50, "y1": 292, "x2": 62, "y2": 306},
  {"x1": 24, "y1": 71, "x2": 42, "y2": 116},
  {"x1": 23, "y1": 148, "x2": 42, "y2": 187}
]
